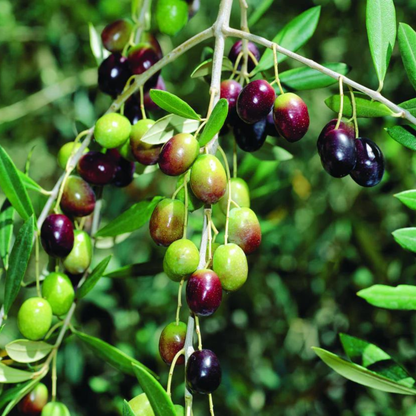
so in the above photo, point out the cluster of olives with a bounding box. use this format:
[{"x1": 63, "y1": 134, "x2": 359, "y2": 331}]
[
  {"x1": 220, "y1": 41, "x2": 310, "y2": 152},
  {"x1": 317, "y1": 119, "x2": 384, "y2": 187},
  {"x1": 18, "y1": 382, "x2": 70, "y2": 416}
]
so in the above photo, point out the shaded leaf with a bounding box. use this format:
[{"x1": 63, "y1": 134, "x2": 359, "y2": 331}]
[
  {"x1": 255, "y1": 7, "x2": 321, "y2": 72},
  {"x1": 5, "y1": 340, "x2": 53, "y2": 364},
  {"x1": 169, "y1": 115, "x2": 200, "y2": 134},
  {"x1": 313, "y1": 347, "x2": 416, "y2": 395},
  {"x1": 325, "y1": 93, "x2": 395, "y2": 118},
  {"x1": 358, "y1": 284, "x2": 416, "y2": 310},
  {"x1": 77, "y1": 256, "x2": 112, "y2": 299},
  {"x1": 366, "y1": 0, "x2": 396, "y2": 87},
  {"x1": 279, "y1": 63, "x2": 350, "y2": 91},
  {"x1": 400, "y1": 98, "x2": 416, "y2": 117},
  {"x1": 398, "y1": 23, "x2": 416, "y2": 91},
  {"x1": 0, "y1": 146, "x2": 34, "y2": 221},
  {"x1": 141, "y1": 115, "x2": 173, "y2": 145},
  {"x1": 18, "y1": 172, "x2": 43, "y2": 194},
  {"x1": 198, "y1": 99, "x2": 228, "y2": 146},
  {"x1": 0, "y1": 364, "x2": 33, "y2": 384},
  {"x1": 4, "y1": 216, "x2": 35, "y2": 317},
  {"x1": 392, "y1": 227, "x2": 416, "y2": 252},
  {"x1": 395, "y1": 190, "x2": 416, "y2": 210},
  {"x1": 149, "y1": 90, "x2": 200, "y2": 120},
  {"x1": 386, "y1": 125, "x2": 416, "y2": 151},
  {"x1": 95, "y1": 197, "x2": 163, "y2": 237},
  {"x1": 190, "y1": 58, "x2": 234, "y2": 79},
  {"x1": 105, "y1": 261, "x2": 163, "y2": 279},
  {"x1": 132, "y1": 363, "x2": 176, "y2": 416},
  {"x1": 75, "y1": 331, "x2": 157, "y2": 378},
  {"x1": 0, "y1": 201, "x2": 14, "y2": 270},
  {"x1": 123, "y1": 400, "x2": 136, "y2": 416}
]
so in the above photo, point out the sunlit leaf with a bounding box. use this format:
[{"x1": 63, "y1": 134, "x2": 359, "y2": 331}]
[
  {"x1": 5, "y1": 340, "x2": 53, "y2": 364},
  {"x1": 398, "y1": 23, "x2": 416, "y2": 91},
  {"x1": 0, "y1": 364, "x2": 34, "y2": 384},
  {"x1": 0, "y1": 201, "x2": 14, "y2": 270},
  {"x1": 77, "y1": 256, "x2": 112, "y2": 299},
  {"x1": 358, "y1": 284, "x2": 416, "y2": 310},
  {"x1": 198, "y1": 99, "x2": 228, "y2": 146},
  {"x1": 149, "y1": 90, "x2": 201, "y2": 120},
  {"x1": 392, "y1": 227, "x2": 416, "y2": 252},
  {"x1": 395, "y1": 190, "x2": 416, "y2": 210},
  {"x1": 386, "y1": 125, "x2": 416, "y2": 151}
]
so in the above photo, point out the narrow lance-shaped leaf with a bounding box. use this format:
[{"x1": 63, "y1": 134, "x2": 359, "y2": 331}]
[
  {"x1": 279, "y1": 63, "x2": 350, "y2": 91},
  {"x1": 95, "y1": 196, "x2": 163, "y2": 238},
  {"x1": 339, "y1": 333, "x2": 415, "y2": 387},
  {"x1": 358, "y1": 284, "x2": 416, "y2": 310},
  {"x1": 313, "y1": 347, "x2": 416, "y2": 395},
  {"x1": 149, "y1": 90, "x2": 201, "y2": 121},
  {"x1": 0, "y1": 146, "x2": 34, "y2": 221},
  {"x1": 400, "y1": 98, "x2": 416, "y2": 117},
  {"x1": 198, "y1": 99, "x2": 229, "y2": 147},
  {"x1": 255, "y1": 6, "x2": 321, "y2": 73},
  {"x1": 0, "y1": 363, "x2": 34, "y2": 384},
  {"x1": 386, "y1": 125, "x2": 416, "y2": 151},
  {"x1": 392, "y1": 227, "x2": 416, "y2": 253},
  {"x1": 4, "y1": 216, "x2": 35, "y2": 317},
  {"x1": 132, "y1": 363, "x2": 176, "y2": 416},
  {"x1": 77, "y1": 256, "x2": 112, "y2": 299},
  {"x1": 0, "y1": 378, "x2": 41, "y2": 416},
  {"x1": 89, "y1": 23, "x2": 103, "y2": 65},
  {"x1": 398, "y1": 23, "x2": 416, "y2": 92},
  {"x1": 325, "y1": 93, "x2": 395, "y2": 118},
  {"x1": 75, "y1": 331, "x2": 157, "y2": 378},
  {"x1": 395, "y1": 190, "x2": 416, "y2": 210},
  {"x1": 5, "y1": 339, "x2": 53, "y2": 364},
  {"x1": 0, "y1": 200, "x2": 14, "y2": 270},
  {"x1": 366, "y1": 0, "x2": 397, "y2": 88},
  {"x1": 18, "y1": 171, "x2": 44, "y2": 194}
]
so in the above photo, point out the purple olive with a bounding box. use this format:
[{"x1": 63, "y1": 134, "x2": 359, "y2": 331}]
[
  {"x1": 228, "y1": 40, "x2": 260, "y2": 72},
  {"x1": 98, "y1": 53, "x2": 132, "y2": 97},
  {"x1": 233, "y1": 117, "x2": 267, "y2": 152},
  {"x1": 41, "y1": 214, "x2": 74, "y2": 258},
  {"x1": 318, "y1": 119, "x2": 355, "y2": 156},
  {"x1": 77, "y1": 151, "x2": 117, "y2": 185}
]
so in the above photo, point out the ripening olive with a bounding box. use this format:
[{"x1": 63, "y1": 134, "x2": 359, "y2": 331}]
[{"x1": 63, "y1": 230, "x2": 93, "y2": 275}]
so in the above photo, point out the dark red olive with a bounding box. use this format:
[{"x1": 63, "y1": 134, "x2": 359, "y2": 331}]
[
  {"x1": 228, "y1": 40, "x2": 260, "y2": 72},
  {"x1": 101, "y1": 19, "x2": 133, "y2": 53},
  {"x1": 98, "y1": 53, "x2": 132, "y2": 97},
  {"x1": 159, "y1": 321, "x2": 187, "y2": 365},
  {"x1": 236, "y1": 80, "x2": 276, "y2": 124},
  {"x1": 318, "y1": 119, "x2": 355, "y2": 157},
  {"x1": 107, "y1": 149, "x2": 136, "y2": 187},
  {"x1": 186, "y1": 349, "x2": 222, "y2": 394},
  {"x1": 77, "y1": 151, "x2": 117, "y2": 185},
  {"x1": 233, "y1": 118, "x2": 267, "y2": 152},
  {"x1": 60, "y1": 176, "x2": 96, "y2": 217},
  {"x1": 350, "y1": 138, "x2": 384, "y2": 187},
  {"x1": 41, "y1": 214, "x2": 74, "y2": 258},
  {"x1": 128, "y1": 44, "x2": 160, "y2": 88}
]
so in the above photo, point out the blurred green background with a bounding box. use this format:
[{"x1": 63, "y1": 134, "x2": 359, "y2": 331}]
[{"x1": 2, "y1": 0, "x2": 416, "y2": 415}]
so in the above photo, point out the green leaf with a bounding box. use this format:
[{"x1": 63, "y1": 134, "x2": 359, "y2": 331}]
[
  {"x1": 141, "y1": 115, "x2": 173, "y2": 145},
  {"x1": 0, "y1": 363, "x2": 34, "y2": 384},
  {"x1": 3, "y1": 216, "x2": 35, "y2": 317},
  {"x1": 398, "y1": 23, "x2": 416, "y2": 91},
  {"x1": 18, "y1": 171, "x2": 43, "y2": 194},
  {"x1": 89, "y1": 23, "x2": 103, "y2": 65},
  {"x1": 75, "y1": 331, "x2": 157, "y2": 378},
  {"x1": 132, "y1": 363, "x2": 176, "y2": 416},
  {"x1": 279, "y1": 63, "x2": 350, "y2": 91},
  {"x1": 0, "y1": 146, "x2": 34, "y2": 221},
  {"x1": 104, "y1": 261, "x2": 163, "y2": 279},
  {"x1": 198, "y1": 99, "x2": 229, "y2": 146},
  {"x1": 313, "y1": 347, "x2": 416, "y2": 395},
  {"x1": 251, "y1": 141, "x2": 293, "y2": 162},
  {"x1": 358, "y1": 284, "x2": 416, "y2": 310},
  {"x1": 400, "y1": 98, "x2": 416, "y2": 117},
  {"x1": 386, "y1": 125, "x2": 416, "y2": 151},
  {"x1": 190, "y1": 58, "x2": 234, "y2": 79},
  {"x1": 392, "y1": 227, "x2": 416, "y2": 252},
  {"x1": 325, "y1": 93, "x2": 395, "y2": 118},
  {"x1": 77, "y1": 256, "x2": 112, "y2": 299},
  {"x1": 366, "y1": 0, "x2": 396, "y2": 87},
  {"x1": 149, "y1": 90, "x2": 201, "y2": 121},
  {"x1": 5, "y1": 340, "x2": 53, "y2": 363},
  {"x1": 248, "y1": 0, "x2": 274, "y2": 27},
  {"x1": 255, "y1": 6, "x2": 321, "y2": 73},
  {"x1": 0, "y1": 201, "x2": 14, "y2": 270},
  {"x1": 95, "y1": 197, "x2": 163, "y2": 238},
  {"x1": 395, "y1": 190, "x2": 416, "y2": 210},
  {"x1": 123, "y1": 400, "x2": 136, "y2": 416},
  {"x1": 169, "y1": 115, "x2": 200, "y2": 134},
  {"x1": 339, "y1": 334, "x2": 415, "y2": 387},
  {"x1": 0, "y1": 379, "x2": 40, "y2": 416}
]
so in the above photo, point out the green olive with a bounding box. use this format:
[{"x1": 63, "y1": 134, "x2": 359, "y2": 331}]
[
  {"x1": 94, "y1": 113, "x2": 132, "y2": 149},
  {"x1": 41, "y1": 402, "x2": 71, "y2": 416},
  {"x1": 163, "y1": 239, "x2": 199, "y2": 282},
  {"x1": 17, "y1": 297, "x2": 52, "y2": 341},
  {"x1": 63, "y1": 230, "x2": 92, "y2": 275},
  {"x1": 57, "y1": 142, "x2": 89, "y2": 170},
  {"x1": 42, "y1": 272, "x2": 75, "y2": 316}
]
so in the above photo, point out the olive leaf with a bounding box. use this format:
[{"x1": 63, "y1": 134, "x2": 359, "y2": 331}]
[
  {"x1": 95, "y1": 197, "x2": 163, "y2": 238},
  {"x1": 76, "y1": 256, "x2": 112, "y2": 299},
  {"x1": 398, "y1": 23, "x2": 416, "y2": 92},
  {"x1": 0, "y1": 363, "x2": 34, "y2": 384},
  {"x1": 132, "y1": 363, "x2": 176, "y2": 416},
  {"x1": 198, "y1": 99, "x2": 229, "y2": 146},
  {"x1": 313, "y1": 347, "x2": 416, "y2": 395},
  {"x1": 3, "y1": 216, "x2": 35, "y2": 317},
  {"x1": 0, "y1": 201, "x2": 14, "y2": 271},
  {"x1": 248, "y1": 0, "x2": 274, "y2": 27},
  {"x1": 18, "y1": 171, "x2": 44, "y2": 194},
  {"x1": 0, "y1": 146, "x2": 34, "y2": 221},
  {"x1": 75, "y1": 331, "x2": 157, "y2": 378},
  {"x1": 141, "y1": 115, "x2": 173, "y2": 145},
  {"x1": 358, "y1": 284, "x2": 416, "y2": 311},
  {"x1": 392, "y1": 227, "x2": 416, "y2": 253},
  {"x1": 149, "y1": 90, "x2": 201, "y2": 121},
  {"x1": 89, "y1": 23, "x2": 103, "y2": 65},
  {"x1": 395, "y1": 190, "x2": 416, "y2": 210},
  {"x1": 386, "y1": 125, "x2": 416, "y2": 151},
  {"x1": 123, "y1": 400, "x2": 136, "y2": 416},
  {"x1": 366, "y1": 0, "x2": 396, "y2": 88},
  {"x1": 5, "y1": 340, "x2": 53, "y2": 364},
  {"x1": 400, "y1": 98, "x2": 416, "y2": 117},
  {"x1": 0, "y1": 378, "x2": 41, "y2": 416},
  {"x1": 255, "y1": 6, "x2": 321, "y2": 72}
]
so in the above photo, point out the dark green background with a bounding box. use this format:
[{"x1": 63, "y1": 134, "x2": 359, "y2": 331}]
[{"x1": 1, "y1": 0, "x2": 416, "y2": 415}]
